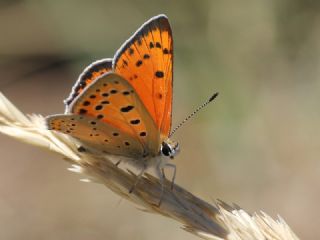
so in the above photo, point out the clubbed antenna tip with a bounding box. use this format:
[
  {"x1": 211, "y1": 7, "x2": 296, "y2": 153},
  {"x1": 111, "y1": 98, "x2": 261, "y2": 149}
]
[{"x1": 209, "y1": 92, "x2": 219, "y2": 102}]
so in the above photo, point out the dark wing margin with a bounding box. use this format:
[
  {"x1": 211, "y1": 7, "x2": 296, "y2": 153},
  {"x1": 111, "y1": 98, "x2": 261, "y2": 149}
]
[
  {"x1": 112, "y1": 14, "x2": 173, "y2": 137},
  {"x1": 64, "y1": 58, "x2": 113, "y2": 107},
  {"x1": 113, "y1": 14, "x2": 171, "y2": 66}
]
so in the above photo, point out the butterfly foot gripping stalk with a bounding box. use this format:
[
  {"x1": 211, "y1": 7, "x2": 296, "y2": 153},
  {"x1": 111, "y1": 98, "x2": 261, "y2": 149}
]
[
  {"x1": 128, "y1": 185, "x2": 135, "y2": 194},
  {"x1": 156, "y1": 167, "x2": 166, "y2": 207},
  {"x1": 129, "y1": 166, "x2": 146, "y2": 194},
  {"x1": 165, "y1": 163, "x2": 176, "y2": 190},
  {"x1": 77, "y1": 146, "x2": 86, "y2": 153}
]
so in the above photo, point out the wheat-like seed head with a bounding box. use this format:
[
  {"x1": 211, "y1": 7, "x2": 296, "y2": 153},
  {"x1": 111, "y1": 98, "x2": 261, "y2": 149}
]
[{"x1": 0, "y1": 92, "x2": 299, "y2": 240}]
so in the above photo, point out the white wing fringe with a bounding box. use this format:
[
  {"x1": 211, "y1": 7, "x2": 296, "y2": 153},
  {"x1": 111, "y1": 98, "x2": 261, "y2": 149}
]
[{"x1": 0, "y1": 92, "x2": 299, "y2": 240}]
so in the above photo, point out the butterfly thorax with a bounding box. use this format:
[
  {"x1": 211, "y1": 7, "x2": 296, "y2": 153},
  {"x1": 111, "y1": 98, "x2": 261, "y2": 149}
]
[{"x1": 107, "y1": 138, "x2": 179, "y2": 170}]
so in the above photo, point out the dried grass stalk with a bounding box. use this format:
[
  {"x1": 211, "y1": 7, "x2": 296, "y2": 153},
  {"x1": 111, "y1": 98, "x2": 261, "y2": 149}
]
[{"x1": 0, "y1": 92, "x2": 299, "y2": 240}]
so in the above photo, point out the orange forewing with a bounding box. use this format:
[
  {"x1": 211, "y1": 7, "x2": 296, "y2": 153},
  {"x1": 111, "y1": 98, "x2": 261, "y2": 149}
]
[
  {"x1": 65, "y1": 59, "x2": 112, "y2": 106},
  {"x1": 113, "y1": 15, "x2": 173, "y2": 137}
]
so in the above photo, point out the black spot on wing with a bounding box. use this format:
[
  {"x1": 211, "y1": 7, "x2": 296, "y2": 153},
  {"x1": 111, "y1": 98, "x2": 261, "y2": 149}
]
[
  {"x1": 95, "y1": 105, "x2": 103, "y2": 110},
  {"x1": 120, "y1": 105, "x2": 134, "y2": 112},
  {"x1": 140, "y1": 131, "x2": 147, "y2": 137},
  {"x1": 163, "y1": 48, "x2": 169, "y2": 54},
  {"x1": 79, "y1": 109, "x2": 87, "y2": 114},
  {"x1": 130, "y1": 119, "x2": 140, "y2": 125},
  {"x1": 83, "y1": 101, "x2": 90, "y2": 106},
  {"x1": 155, "y1": 71, "x2": 164, "y2": 78},
  {"x1": 136, "y1": 60, "x2": 143, "y2": 67}
]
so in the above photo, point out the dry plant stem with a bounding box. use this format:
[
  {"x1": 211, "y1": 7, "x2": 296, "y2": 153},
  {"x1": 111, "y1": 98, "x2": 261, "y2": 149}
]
[
  {"x1": 79, "y1": 155, "x2": 228, "y2": 238},
  {"x1": 0, "y1": 92, "x2": 300, "y2": 240}
]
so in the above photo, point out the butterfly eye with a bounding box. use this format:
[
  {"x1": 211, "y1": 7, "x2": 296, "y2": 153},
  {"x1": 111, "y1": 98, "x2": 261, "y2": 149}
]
[
  {"x1": 161, "y1": 140, "x2": 180, "y2": 158},
  {"x1": 161, "y1": 142, "x2": 172, "y2": 156}
]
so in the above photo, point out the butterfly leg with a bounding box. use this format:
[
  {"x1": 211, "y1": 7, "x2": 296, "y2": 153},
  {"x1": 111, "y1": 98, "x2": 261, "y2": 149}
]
[
  {"x1": 129, "y1": 166, "x2": 146, "y2": 194},
  {"x1": 155, "y1": 165, "x2": 166, "y2": 207},
  {"x1": 77, "y1": 146, "x2": 87, "y2": 153},
  {"x1": 115, "y1": 160, "x2": 121, "y2": 167},
  {"x1": 161, "y1": 168, "x2": 166, "y2": 179},
  {"x1": 165, "y1": 163, "x2": 176, "y2": 190}
]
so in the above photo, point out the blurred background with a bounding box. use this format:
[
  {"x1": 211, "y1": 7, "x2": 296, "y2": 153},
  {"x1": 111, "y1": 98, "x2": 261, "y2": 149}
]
[{"x1": 0, "y1": 0, "x2": 320, "y2": 239}]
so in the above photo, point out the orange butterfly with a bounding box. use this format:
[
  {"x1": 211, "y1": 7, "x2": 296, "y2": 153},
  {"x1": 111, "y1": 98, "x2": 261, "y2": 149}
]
[{"x1": 46, "y1": 14, "x2": 179, "y2": 189}]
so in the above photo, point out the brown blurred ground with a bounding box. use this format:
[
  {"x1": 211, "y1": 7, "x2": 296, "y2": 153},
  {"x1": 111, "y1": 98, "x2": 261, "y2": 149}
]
[{"x1": 1, "y1": 1, "x2": 320, "y2": 239}]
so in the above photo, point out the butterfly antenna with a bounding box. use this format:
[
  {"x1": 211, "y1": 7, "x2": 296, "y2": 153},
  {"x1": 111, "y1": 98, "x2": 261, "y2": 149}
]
[{"x1": 169, "y1": 92, "x2": 219, "y2": 137}]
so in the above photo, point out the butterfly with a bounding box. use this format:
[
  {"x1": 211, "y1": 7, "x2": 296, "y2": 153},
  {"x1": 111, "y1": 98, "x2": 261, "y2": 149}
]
[{"x1": 46, "y1": 14, "x2": 179, "y2": 189}]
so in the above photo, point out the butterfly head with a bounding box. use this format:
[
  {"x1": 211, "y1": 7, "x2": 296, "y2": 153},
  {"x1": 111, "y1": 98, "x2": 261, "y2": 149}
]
[{"x1": 160, "y1": 139, "x2": 180, "y2": 159}]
